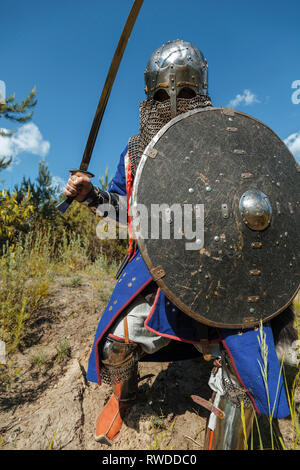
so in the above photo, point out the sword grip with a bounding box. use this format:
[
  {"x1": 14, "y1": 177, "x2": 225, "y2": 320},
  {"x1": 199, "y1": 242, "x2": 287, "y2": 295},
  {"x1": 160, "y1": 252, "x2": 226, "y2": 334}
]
[
  {"x1": 56, "y1": 169, "x2": 95, "y2": 213},
  {"x1": 56, "y1": 196, "x2": 75, "y2": 213}
]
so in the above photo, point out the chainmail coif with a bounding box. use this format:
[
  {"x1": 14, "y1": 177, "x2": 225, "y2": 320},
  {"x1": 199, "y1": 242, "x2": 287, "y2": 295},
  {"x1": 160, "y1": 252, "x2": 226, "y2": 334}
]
[{"x1": 128, "y1": 95, "x2": 213, "y2": 173}]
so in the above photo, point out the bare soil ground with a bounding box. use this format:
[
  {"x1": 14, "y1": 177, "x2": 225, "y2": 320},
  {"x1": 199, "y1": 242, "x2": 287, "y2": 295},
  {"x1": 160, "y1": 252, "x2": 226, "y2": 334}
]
[{"x1": 0, "y1": 274, "x2": 299, "y2": 451}]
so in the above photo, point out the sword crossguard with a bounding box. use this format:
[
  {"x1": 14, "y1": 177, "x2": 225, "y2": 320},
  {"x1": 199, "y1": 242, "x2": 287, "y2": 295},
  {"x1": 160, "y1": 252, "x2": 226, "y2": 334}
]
[
  {"x1": 56, "y1": 168, "x2": 95, "y2": 213},
  {"x1": 69, "y1": 169, "x2": 95, "y2": 178}
]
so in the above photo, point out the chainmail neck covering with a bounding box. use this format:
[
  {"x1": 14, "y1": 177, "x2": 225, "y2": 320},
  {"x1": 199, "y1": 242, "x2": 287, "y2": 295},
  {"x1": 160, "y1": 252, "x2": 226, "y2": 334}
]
[{"x1": 128, "y1": 94, "x2": 212, "y2": 174}]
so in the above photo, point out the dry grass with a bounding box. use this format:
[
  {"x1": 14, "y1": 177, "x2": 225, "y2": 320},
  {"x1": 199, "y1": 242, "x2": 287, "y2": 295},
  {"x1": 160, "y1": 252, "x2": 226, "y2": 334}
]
[{"x1": 0, "y1": 228, "x2": 115, "y2": 388}]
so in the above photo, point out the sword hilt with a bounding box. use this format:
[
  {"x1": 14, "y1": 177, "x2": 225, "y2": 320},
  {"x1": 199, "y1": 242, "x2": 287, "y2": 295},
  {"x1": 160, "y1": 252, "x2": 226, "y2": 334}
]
[{"x1": 56, "y1": 169, "x2": 95, "y2": 213}]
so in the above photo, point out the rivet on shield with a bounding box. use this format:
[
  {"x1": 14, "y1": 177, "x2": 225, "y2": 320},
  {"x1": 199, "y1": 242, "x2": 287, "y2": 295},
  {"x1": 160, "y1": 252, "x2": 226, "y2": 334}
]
[
  {"x1": 222, "y1": 204, "x2": 229, "y2": 218},
  {"x1": 250, "y1": 269, "x2": 261, "y2": 276},
  {"x1": 248, "y1": 296, "x2": 260, "y2": 303},
  {"x1": 164, "y1": 207, "x2": 172, "y2": 224},
  {"x1": 276, "y1": 202, "x2": 281, "y2": 215}
]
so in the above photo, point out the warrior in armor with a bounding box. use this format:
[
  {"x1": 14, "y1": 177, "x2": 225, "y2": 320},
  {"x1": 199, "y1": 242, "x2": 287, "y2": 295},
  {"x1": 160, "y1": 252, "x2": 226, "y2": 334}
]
[{"x1": 64, "y1": 40, "x2": 297, "y2": 450}]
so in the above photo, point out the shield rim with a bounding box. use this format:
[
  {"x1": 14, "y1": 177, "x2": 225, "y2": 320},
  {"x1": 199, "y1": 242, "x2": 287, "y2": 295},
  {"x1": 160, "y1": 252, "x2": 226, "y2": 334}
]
[{"x1": 131, "y1": 106, "x2": 300, "y2": 328}]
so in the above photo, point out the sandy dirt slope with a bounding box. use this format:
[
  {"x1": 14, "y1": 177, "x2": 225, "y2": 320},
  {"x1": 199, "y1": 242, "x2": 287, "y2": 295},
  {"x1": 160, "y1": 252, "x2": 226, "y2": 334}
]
[{"x1": 0, "y1": 275, "x2": 298, "y2": 451}]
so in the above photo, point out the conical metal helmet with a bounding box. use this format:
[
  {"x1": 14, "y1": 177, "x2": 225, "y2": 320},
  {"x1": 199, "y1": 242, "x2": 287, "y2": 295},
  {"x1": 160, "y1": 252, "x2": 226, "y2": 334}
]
[{"x1": 144, "y1": 39, "x2": 208, "y2": 117}]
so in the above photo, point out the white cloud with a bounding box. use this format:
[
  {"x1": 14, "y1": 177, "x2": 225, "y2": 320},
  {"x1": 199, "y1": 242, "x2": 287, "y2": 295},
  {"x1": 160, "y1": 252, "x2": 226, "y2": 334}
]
[
  {"x1": 228, "y1": 89, "x2": 260, "y2": 108},
  {"x1": 284, "y1": 131, "x2": 300, "y2": 162},
  {"x1": 0, "y1": 80, "x2": 6, "y2": 104},
  {"x1": 51, "y1": 175, "x2": 66, "y2": 192},
  {"x1": 0, "y1": 122, "x2": 50, "y2": 168}
]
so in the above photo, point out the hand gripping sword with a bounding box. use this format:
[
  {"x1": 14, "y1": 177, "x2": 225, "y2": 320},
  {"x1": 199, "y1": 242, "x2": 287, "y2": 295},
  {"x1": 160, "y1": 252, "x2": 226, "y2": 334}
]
[{"x1": 56, "y1": 0, "x2": 144, "y2": 213}]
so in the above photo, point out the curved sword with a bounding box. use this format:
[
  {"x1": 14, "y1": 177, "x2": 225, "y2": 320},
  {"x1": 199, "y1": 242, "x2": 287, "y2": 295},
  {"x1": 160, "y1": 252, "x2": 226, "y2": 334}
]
[{"x1": 57, "y1": 0, "x2": 144, "y2": 213}]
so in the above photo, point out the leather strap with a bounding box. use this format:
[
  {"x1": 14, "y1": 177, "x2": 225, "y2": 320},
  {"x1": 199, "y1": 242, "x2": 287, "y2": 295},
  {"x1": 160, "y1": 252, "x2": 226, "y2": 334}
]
[
  {"x1": 200, "y1": 339, "x2": 212, "y2": 361},
  {"x1": 198, "y1": 323, "x2": 212, "y2": 361},
  {"x1": 191, "y1": 395, "x2": 225, "y2": 419},
  {"x1": 123, "y1": 316, "x2": 129, "y2": 344}
]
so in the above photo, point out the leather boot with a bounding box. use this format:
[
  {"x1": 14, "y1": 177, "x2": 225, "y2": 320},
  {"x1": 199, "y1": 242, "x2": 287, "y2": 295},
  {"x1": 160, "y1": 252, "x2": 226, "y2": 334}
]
[{"x1": 95, "y1": 338, "x2": 139, "y2": 445}]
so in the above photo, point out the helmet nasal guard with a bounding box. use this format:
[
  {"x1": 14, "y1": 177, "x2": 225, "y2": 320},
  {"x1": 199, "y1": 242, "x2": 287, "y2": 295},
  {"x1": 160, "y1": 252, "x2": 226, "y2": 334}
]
[{"x1": 144, "y1": 39, "x2": 208, "y2": 117}]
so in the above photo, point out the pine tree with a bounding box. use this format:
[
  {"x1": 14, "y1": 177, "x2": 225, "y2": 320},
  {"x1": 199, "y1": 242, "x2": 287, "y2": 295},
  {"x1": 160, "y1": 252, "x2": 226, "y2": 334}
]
[
  {"x1": 0, "y1": 86, "x2": 37, "y2": 126},
  {"x1": 14, "y1": 160, "x2": 58, "y2": 220},
  {"x1": 0, "y1": 87, "x2": 37, "y2": 171}
]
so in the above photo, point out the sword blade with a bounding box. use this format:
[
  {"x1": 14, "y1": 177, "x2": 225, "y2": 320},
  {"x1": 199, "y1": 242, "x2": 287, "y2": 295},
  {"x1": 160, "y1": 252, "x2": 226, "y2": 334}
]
[
  {"x1": 57, "y1": 0, "x2": 143, "y2": 212},
  {"x1": 80, "y1": 0, "x2": 144, "y2": 171}
]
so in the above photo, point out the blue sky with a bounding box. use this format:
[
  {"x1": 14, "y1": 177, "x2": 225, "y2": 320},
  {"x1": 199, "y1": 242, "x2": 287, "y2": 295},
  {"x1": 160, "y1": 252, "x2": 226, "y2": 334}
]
[{"x1": 0, "y1": 0, "x2": 299, "y2": 192}]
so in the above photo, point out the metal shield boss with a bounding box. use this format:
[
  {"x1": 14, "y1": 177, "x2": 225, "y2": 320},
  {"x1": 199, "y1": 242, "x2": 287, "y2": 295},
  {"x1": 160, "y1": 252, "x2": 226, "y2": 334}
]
[{"x1": 131, "y1": 107, "x2": 300, "y2": 328}]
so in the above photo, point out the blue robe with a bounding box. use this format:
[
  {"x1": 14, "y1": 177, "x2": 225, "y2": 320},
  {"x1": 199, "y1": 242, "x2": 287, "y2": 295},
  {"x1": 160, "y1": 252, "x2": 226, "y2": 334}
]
[{"x1": 86, "y1": 145, "x2": 290, "y2": 419}]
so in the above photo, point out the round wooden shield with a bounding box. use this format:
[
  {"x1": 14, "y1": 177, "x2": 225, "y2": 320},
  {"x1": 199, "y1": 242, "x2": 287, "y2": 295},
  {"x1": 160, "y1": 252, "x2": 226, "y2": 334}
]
[{"x1": 131, "y1": 107, "x2": 300, "y2": 328}]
